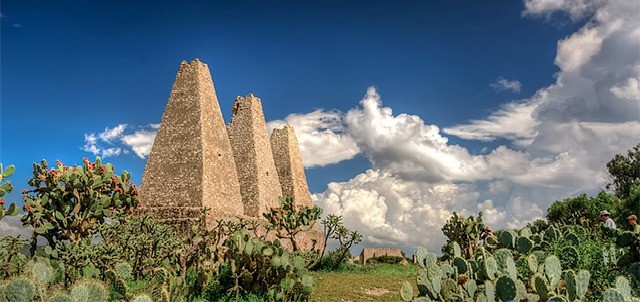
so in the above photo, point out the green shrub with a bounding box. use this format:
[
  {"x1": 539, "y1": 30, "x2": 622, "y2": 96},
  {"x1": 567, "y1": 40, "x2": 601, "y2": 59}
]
[{"x1": 366, "y1": 255, "x2": 405, "y2": 265}]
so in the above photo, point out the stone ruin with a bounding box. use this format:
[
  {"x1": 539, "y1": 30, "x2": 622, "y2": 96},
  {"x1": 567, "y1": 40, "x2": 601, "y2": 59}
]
[
  {"x1": 139, "y1": 59, "x2": 320, "y2": 249},
  {"x1": 358, "y1": 247, "x2": 407, "y2": 265}
]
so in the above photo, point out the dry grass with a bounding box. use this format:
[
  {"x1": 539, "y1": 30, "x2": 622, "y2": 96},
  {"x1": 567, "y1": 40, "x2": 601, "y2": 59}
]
[{"x1": 309, "y1": 264, "x2": 419, "y2": 302}]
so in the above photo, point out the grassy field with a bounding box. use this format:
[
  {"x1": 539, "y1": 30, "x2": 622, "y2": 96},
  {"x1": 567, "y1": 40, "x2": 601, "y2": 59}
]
[{"x1": 309, "y1": 263, "x2": 419, "y2": 302}]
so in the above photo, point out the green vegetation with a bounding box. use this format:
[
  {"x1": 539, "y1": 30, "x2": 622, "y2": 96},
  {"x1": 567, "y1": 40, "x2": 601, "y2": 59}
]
[
  {"x1": 0, "y1": 145, "x2": 638, "y2": 301},
  {"x1": 0, "y1": 156, "x2": 334, "y2": 301},
  {"x1": 311, "y1": 263, "x2": 419, "y2": 302}
]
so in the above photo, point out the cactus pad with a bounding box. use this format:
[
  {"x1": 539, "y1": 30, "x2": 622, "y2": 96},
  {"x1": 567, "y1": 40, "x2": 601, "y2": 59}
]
[
  {"x1": 495, "y1": 276, "x2": 517, "y2": 302},
  {"x1": 400, "y1": 281, "x2": 413, "y2": 301},
  {"x1": 5, "y1": 278, "x2": 36, "y2": 302}
]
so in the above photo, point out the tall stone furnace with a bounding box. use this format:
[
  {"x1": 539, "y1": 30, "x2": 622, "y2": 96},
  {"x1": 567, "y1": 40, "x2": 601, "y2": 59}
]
[
  {"x1": 140, "y1": 59, "x2": 316, "y2": 228},
  {"x1": 139, "y1": 59, "x2": 244, "y2": 226}
]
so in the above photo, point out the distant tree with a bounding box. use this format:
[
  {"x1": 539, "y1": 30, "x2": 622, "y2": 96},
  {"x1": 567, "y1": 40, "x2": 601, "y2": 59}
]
[
  {"x1": 607, "y1": 143, "x2": 640, "y2": 221},
  {"x1": 263, "y1": 195, "x2": 323, "y2": 251},
  {"x1": 441, "y1": 211, "x2": 485, "y2": 259},
  {"x1": 312, "y1": 214, "x2": 362, "y2": 270},
  {"x1": 546, "y1": 191, "x2": 619, "y2": 229},
  {"x1": 607, "y1": 143, "x2": 640, "y2": 199}
]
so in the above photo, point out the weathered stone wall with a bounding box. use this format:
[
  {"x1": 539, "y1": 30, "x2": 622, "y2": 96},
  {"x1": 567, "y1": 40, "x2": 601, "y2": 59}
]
[
  {"x1": 359, "y1": 247, "x2": 405, "y2": 265},
  {"x1": 270, "y1": 125, "x2": 312, "y2": 208},
  {"x1": 139, "y1": 59, "x2": 244, "y2": 226},
  {"x1": 227, "y1": 94, "x2": 282, "y2": 217}
]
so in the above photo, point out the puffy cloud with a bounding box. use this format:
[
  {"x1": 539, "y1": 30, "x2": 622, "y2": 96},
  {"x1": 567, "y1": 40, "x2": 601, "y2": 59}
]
[
  {"x1": 267, "y1": 110, "x2": 360, "y2": 167},
  {"x1": 0, "y1": 215, "x2": 32, "y2": 238},
  {"x1": 122, "y1": 131, "x2": 157, "y2": 159},
  {"x1": 311, "y1": 0, "x2": 639, "y2": 253},
  {"x1": 82, "y1": 134, "x2": 100, "y2": 155},
  {"x1": 82, "y1": 124, "x2": 157, "y2": 159},
  {"x1": 443, "y1": 101, "x2": 539, "y2": 146},
  {"x1": 99, "y1": 124, "x2": 127, "y2": 142},
  {"x1": 313, "y1": 170, "x2": 465, "y2": 252},
  {"x1": 522, "y1": 0, "x2": 604, "y2": 20},
  {"x1": 490, "y1": 77, "x2": 522, "y2": 93},
  {"x1": 611, "y1": 77, "x2": 640, "y2": 102}
]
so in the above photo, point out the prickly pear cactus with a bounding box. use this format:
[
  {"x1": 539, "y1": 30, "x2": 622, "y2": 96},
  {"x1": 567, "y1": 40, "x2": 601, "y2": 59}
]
[
  {"x1": 0, "y1": 164, "x2": 20, "y2": 221},
  {"x1": 84, "y1": 280, "x2": 107, "y2": 302},
  {"x1": 565, "y1": 232, "x2": 580, "y2": 246},
  {"x1": 499, "y1": 231, "x2": 516, "y2": 249},
  {"x1": 565, "y1": 270, "x2": 578, "y2": 301},
  {"x1": 463, "y1": 279, "x2": 477, "y2": 298},
  {"x1": 441, "y1": 263, "x2": 456, "y2": 279},
  {"x1": 602, "y1": 289, "x2": 625, "y2": 302},
  {"x1": 495, "y1": 276, "x2": 517, "y2": 302},
  {"x1": 70, "y1": 284, "x2": 89, "y2": 302},
  {"x1": 21, "y1": 157, "x2": 140, "y2": 244},
  {"x1": 151, "y1": 286, "x2": 170, "y2": 302},
  {"x1": 453, "y1": 257, "x2": 469, "y2": 275},
  {"x1": 31, "y1": 261, "x2": 54, "y2": 286},
  {"x1": 531, "y1": 273, "x2": 549, "y2": 302},
  {"x1": 548, "y1": 295, "x2": 567, "y2": 302},
  {"x1": 576, "y1": 269, "x2": 591, "y2": 300},
  {"x1": 516, "y1": 236, "x2": 533, "y2": 254},
  {"x1": 515, "y1": 279, "x2": 527, "y2": 301},
  {"x1": 544, "y1": 255, "x2": 562, "y2": 291},
  {"x1": 485, "y1": 281, "x2": 496, "y2": 302},
  {"x1": 559, "y1": 246, "x2": 579, "y2": 269},
  {"x1": 114, "y1": 262, "x2": 133, "y2": 280},
  {"x1": 417, "y1": 265, "x2": 441, "y2": 300},
  {"x1": 544, "y1": 226, "x2": 561, "y2": 242},
  {"x1": 131, "y1": 295, "x2": 153, "y2": 302},
  {"x1": 495, "y1": 249, "x2": 517, "y2": 279},
  {"x1": 519, "y1": 226, "x2": 532, "y2": 237},
  {"x1": 400, "y1": 281, "x2": 413, "y2": 301},
  {"x1": 483, "y1": 257, "x2": 498, "y2": 280},
  {"x1": 615, "y1": 276, "x2": 631, "y2": 300},
  {"x1": 452, "y1": 241, "x2": 462, "y2": 258},
  {"x1": 441, "y1": 278, "x2": 459, "y2": 300},
  {"x1": 526, "y1": 254, "x2": 538, "y2": 274},
  {"x1": 152, "y1": 267, "x2": 170, "y2": 286},
  {"x1": 5, "y1": 278, "x2": 36, "y2": 302},
  {"x1": 531, "y1": 234, "x2": 542, "y2": 244},
  {"x1": 415, "y1": 247, "x2": 437, "y2": 268},
  {"x1": 47, "y1": 293, "x2": 74, "y2": 302}
]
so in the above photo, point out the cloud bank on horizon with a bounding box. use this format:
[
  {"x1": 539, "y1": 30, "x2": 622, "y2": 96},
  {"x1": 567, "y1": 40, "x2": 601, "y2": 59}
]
[{"x1": 77, "y1": 0, "x2": 639, "y2": 252}]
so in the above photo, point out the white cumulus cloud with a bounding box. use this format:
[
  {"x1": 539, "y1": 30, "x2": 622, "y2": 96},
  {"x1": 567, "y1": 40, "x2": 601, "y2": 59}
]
[
  {"x1": 490, "y1": 77, "x2": 522, "y2": 93},
  {"x1": 82, "y1": 124, "x2": 157, "y2": 159},
  {"x1": 267, "y1": 110, "x2": 360, "y2": 167},
  {"x1": 122, "y1": 131, "x2": 157, "y2": 159}
]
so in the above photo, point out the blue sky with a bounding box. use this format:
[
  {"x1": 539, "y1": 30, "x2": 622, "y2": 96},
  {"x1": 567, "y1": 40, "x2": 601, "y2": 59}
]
[{"x1": 1, "y1": 0, "x2": 639, "y2": 252}]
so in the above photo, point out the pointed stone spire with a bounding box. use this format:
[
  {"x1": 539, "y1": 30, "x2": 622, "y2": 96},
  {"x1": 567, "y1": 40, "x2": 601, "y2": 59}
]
[
  {"x1": 270, "y1": 124, "x2": 312, "y2": 208},
  {"x1": 227, "y1": 93, "x2": 283, "y2": 217},
  {"x1": 140, "y1": 59, "x2": 244, "y2": 225}
]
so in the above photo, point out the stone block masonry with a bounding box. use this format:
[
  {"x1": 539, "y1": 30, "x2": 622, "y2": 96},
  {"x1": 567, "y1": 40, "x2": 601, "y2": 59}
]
[
  {"x1": 139, "y1": 59, "x2": 244, "y2": 226},
  {"x1": 227, "y1": 94, "x2": 282, "y2": 217},
  {"x1": 271, "y1": 125, "x2": 312, "y2": 208}
]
